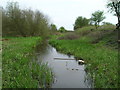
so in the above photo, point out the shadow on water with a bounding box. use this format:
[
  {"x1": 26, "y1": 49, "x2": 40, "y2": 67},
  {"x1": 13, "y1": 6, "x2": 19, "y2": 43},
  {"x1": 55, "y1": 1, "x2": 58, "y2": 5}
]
[{"x1": 35, "y1": 41, "x2": 93, "y2": 88}]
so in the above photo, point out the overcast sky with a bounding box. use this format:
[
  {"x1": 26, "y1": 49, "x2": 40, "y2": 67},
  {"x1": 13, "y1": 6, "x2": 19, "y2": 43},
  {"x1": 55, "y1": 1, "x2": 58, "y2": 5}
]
[{"x1": 0, "y1": 0, "x2": 118, "y2": 30}]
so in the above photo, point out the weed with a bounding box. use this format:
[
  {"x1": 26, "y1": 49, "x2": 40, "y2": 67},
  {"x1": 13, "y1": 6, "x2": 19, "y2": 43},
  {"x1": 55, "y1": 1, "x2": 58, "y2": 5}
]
[{"x1": 2, "y1": 37, "x2": 53, "y2": 88}]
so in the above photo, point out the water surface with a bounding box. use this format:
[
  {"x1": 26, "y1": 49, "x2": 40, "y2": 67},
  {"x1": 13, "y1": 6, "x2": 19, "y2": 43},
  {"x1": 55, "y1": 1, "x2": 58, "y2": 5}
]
[{"x1": 36, "y1": 44, "x2": 92, "y2": 88}]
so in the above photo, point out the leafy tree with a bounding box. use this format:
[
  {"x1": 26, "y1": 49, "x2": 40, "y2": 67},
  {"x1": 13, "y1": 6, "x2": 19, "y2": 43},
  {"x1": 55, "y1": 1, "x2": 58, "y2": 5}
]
[
  {"x1": 2, "y1": 2, "x2": 50, "y2": 38},
  {"x1": 91, "y1": 10, "x2": 106, "y2": 29},
  {"x1": 5, "y1": 2, "x2": 25, "y2": 36},
  {"x1": 74, "y1": 16, "x2": 90, "y2": 30},
  {"x1": 49, "y1": 24, "x2": 57, "y2": 35},
  {"x1": 50, "y1": 24, "x2": 57, "y2": 31},
  {"x1": 59, "y1": 26, "x2": 66, "y2": 33},
  {"x1": 107, "y1": 0, "x2": 120, "y2": 29}
]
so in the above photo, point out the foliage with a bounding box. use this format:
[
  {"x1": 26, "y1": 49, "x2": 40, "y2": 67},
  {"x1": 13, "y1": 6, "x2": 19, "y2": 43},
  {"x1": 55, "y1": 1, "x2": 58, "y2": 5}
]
[
  {"x1": 59, "y1": 25, "x2": 116, "y2": 41},
  {"x1": 107, "y1": 0, "x2": 120, "y2": 29},
  {"x1": 98, "y1": 24, "x2": 116, "y2": 31},
  {"x1": 49, "y1": 24, "x2": 57, "y2": 35},
  {"x1": 2, "y1": 37, "x2": 53, "y2": 88},
  {"x1": 74, "y1": 16, "x2": 90, "y2": 30},
  {"x1": 90, "y1": 10, "x2": 106, "y2": 29},
  {"x1": 50, "y1": 24, "x2": 57, "y2": 31},
  {"x1": 76, "y1": 26, "x2": 95, "y2": 33},
  {"x1": 58, "y1": 26, "x2": 66, "y2": 33},
  {"x1": 107, "y1": 0, "x2": 120, "y2": 15},
  {"x1": 2, "y1": 2, "x2": 50, "y2": 38}
]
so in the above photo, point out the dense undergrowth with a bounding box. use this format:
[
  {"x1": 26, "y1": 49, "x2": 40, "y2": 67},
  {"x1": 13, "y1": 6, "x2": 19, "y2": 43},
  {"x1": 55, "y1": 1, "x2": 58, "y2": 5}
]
[
  {"x1": 49, "y1": 25, "x2": 118, "y2": 88},
  {"x1": 2, "y1": 37, "x2": 53, "y2": 88}
]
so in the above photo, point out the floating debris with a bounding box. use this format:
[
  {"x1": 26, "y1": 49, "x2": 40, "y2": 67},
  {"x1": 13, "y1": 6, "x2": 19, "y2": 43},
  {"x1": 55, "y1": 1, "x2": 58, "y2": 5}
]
[
  {"x1": 54, "y1": 58, "x2": 75, "y2": 60},
  {"x1": 78, "y1": 60, "x2": 85, "y2": 65}
]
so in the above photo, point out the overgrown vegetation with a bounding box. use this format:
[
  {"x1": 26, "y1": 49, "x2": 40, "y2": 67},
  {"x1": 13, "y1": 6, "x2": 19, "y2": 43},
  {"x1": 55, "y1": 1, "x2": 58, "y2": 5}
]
[
  {"x1": 1, "y1": 0, "x2": 119, "y2": 88},
  {"x1": 50, "y1": 24, "x2": 57, "y2": 33},
  {"x1": 60, "y1": 25, "x2": 116, "y2": 41},
  {"x1": 2, "y1": 37, "x2": 53, "y2": 88},
  {"x1": 74, "y1": 16, "x2": 90, "y2": 30},
  {"x1": 2, "y1": 2, "x2": 50, "y2": 38},
  {"x1": 107, "y1": 0, "x2": 120, "y2": 29},
  {"x1": 49, "y1": 25, "x2": 118, "y2": 88},
  {"x1": 2, "y1": 2, "x2": 54, "y2": 88},
  {"x1": 58, "y1": 26, "x2": 67, "y2": 33},
  {"x1": 58, "y1": 32, "x2": 79, "y2": 40}
]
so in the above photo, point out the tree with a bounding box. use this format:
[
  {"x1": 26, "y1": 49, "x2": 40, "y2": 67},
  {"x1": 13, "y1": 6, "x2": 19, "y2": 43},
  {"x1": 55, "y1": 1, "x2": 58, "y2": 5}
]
[
  {"x1": 5, "y1": 2, "x2": 26, "y2": 36},
  {"x1": 107, "y1": 0, "x2": 120, "y2": 29},
  {"x1": 91, "y1": 10, "x2": 106, "y2": 29},
  {"x1": 59, "y1": 26, "x2": 66, "y2": 33},
  {"x1": 50, "y1": 24, "x2": 57, "y2": 31},
  {"x1": 2, "y1": 2, "x2": 50, "y2": 38},
  {"x1": 74, "y1": 16, "x2": 90, "y2": 30}
]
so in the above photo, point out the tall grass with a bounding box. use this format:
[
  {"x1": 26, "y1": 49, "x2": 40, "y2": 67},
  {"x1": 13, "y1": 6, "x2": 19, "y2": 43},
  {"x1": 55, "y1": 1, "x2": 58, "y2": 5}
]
[{"x1": 2, "y1": 37, "x2": 53, "y2": 88}]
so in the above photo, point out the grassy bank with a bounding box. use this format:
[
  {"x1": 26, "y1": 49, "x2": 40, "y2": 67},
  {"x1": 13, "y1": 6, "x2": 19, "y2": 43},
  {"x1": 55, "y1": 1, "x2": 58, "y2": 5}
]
[
  {"x1": 2, "y1": 37, "x2": 53, "y2": 88},
  {"x1": 49, "y1": 26, "x2": 118, "y2": 88}
]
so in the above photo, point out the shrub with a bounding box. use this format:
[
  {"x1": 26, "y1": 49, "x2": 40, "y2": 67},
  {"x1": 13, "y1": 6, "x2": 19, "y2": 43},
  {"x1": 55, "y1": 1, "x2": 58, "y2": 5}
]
[
  {"x1": 98, "y1": 25, "x2": 116, "y2": 31},
  {"x1": 75, "y1": 26, "x2": 95, "y2": 36}
]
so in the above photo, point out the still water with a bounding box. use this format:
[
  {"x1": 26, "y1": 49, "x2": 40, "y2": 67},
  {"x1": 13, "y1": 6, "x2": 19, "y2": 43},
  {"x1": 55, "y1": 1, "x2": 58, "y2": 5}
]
[{"x1": 36, "y1": 43, "x2": 92, "y2": 88}]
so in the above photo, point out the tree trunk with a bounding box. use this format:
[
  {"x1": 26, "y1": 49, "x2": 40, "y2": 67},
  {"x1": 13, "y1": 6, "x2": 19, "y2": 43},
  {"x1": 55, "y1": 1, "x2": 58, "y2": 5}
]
[
  {"x1": 113, "y1": 2, "x2": 120, "y2": 29},
  {"x1": 95, "y1": 22, "x2": 98, "y2": 29},
  {"x1": 117, "y1": 16, "x2": 120, "y2": 29}
]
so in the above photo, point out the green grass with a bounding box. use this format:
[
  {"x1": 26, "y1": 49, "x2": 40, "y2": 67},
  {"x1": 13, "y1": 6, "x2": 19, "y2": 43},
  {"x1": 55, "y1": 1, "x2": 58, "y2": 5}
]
[
  {"x1": 49, "y1": 32, "x2": 118, "y2": 88},
  {"x1": 2, "y1": 37, "x2": 53, "y2": 88},
  {"x1": 76, "y1": 26, "x2": 95, "y2": 33}
]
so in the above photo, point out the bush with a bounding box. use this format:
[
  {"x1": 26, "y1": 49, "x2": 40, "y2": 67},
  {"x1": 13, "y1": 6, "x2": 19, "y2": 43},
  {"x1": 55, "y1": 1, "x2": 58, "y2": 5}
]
[
  {"x1": 76, "y1": 26, "x2": 95, "y2": 32},
  {"x1": 75, "y1": 26, "x2": 95, "y2": 36},
  {"x1": 87, "y1": 30, "x2": 114, "y2": 43},
  {"x1": 98, "y1": 25, "x2": 116, "y2": 31},
  {"x1": 75, "y1": 25, "x2": 116, "y2": 43}
]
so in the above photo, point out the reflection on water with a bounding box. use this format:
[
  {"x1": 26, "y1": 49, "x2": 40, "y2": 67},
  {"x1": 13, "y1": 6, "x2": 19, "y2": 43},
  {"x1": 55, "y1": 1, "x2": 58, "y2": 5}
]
[{"x1": 35, "y1": 42, "x2": 92, "y2": 88}]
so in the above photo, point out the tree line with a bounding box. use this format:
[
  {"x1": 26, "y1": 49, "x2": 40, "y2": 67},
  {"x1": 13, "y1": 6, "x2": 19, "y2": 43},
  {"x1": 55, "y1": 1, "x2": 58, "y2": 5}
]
[{"x1": 2, "y1": 2, "x2": 51, "y2": 38}]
